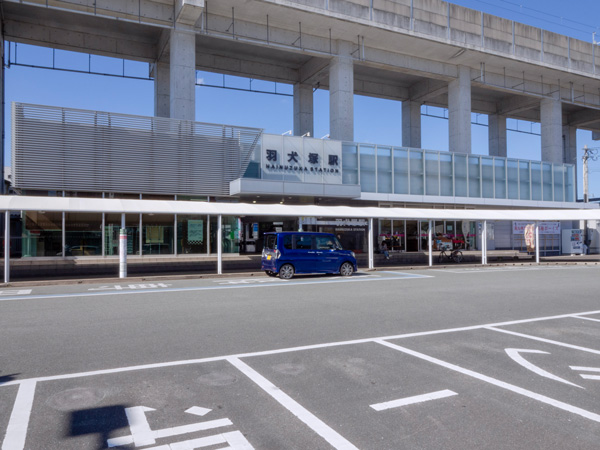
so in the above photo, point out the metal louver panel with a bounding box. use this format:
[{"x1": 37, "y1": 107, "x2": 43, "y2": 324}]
[{"x1": 12, "y1": 103, "x2": 263, "y2": 196}]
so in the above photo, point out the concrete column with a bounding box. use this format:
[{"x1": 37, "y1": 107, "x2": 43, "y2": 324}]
[
  {"x1": 562, "y1": 125, "x2": 577, "y2": 165},
  {"x1": 329, "y1": 42, "x2": 354, "y2": 142},
  {"x1": 154, "y1": 61, "x2": 170, "y2": 118},
  {"x1": 402, "y1": 100, "x2": 421, "y2": 148},
  {"x1": 448, "y1": 66, "x2": 472, "y2": 154},
  {"x1": 540, "y1": 97, "x2": 563, "y2": 164},
  {"x1": 488, "y1": 114, "x2": 507, "y2": 158},
  {"x1": 170, "y1": 30, "x2": 196, "y2": 121},
  {"x1": 293, "y1": 83, "x2": 314, "y2": 137}
]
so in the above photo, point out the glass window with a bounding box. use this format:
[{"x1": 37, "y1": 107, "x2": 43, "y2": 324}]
[
  {"x1": 553, "y1": 165, "x2": 564, "y2": 202},
  {"x1": 342, "y1": 143, "x2": 359, "y2": 185},
  {"x1": 377, "y1": 146, "x2": 392, "y2": 193},
  {"x1": 519, "y1": 161, "x2": 530, "y2": 200},
  {"x1": 142, "y1": 214, "x2": 174, "y2": 255},
  {"x1": 454, "y1": 154, "x2": 467, "y2": 197},
  {"x1": 22, "y1": 211, "x2": 62, "y2": 257},
  {"x1": 177, "y1": 215, "x2": 207, "y2": 254},
  {"x1": 507, "y1": 159, "x2": 519, "y2": 199},
  {"x1": 494, "y1": 159, "x2": 506, "y2": 199},
  {"x1": 440, "y1": 153, "x2": 453, "y2": 196},
  {"x1": 210, "y1": 216, "x2": 239, "y2": 254},
  {"x1": 359, "y1": 144, "x2": 376, "y2": 192},
  {"x1": 468, "y1": 156, "x2": 481, "y2": 197},
  {"x1": 393, "y1": 148, "x2": 409, "y2": 194},
  {"x1": 425, "y1": 151, "x2": 440, "y2": 196},
  {"x1": 264, "y1": 234, "x2": 277, "y2": 250},
  {"x1": 65, "y1": 212, "x2": 102, "y2": 256},
  {"x1": 105, "y1": 214, "x2": 140, "y2": 256},
  {"x1": 315, "y1": 235, "x2": 336, "y2": 250},
  {"x1": 294, "y1": 234, "x2": 313, "y2": 250},
  {"x1": 409, "y1": 150, "x2": 424, "y2": 195},
  {"x1": 481, "y1": 157, "x2": 494, "y2": 198},
  {"x1": 565, "y1": 165, "x2": 575, "y2": 202},
  {"x1": 283, "y1": 234, "x2": 292, "y2": 249},
  {"x1": 542, "y1": 163, "x2": 553, "y2": 201},
  {"x1": 531, "y1": 162, "x2": 542, "y2": 201}
]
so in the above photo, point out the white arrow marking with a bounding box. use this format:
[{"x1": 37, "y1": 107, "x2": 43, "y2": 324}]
[
  {"x1": 505, "y1": 349, "x2": 583, "y2": 389},
  {"x1": 370, "y1": 389, "x2": 457, "y2": 411}
]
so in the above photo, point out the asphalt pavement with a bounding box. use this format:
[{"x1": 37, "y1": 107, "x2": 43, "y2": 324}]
[{"x1": 1, "y1": 265, "x2": 600, "y2": 449}]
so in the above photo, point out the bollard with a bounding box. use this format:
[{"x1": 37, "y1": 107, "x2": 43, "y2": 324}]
[{"x1": 119, "y1": 228, "x2": 127, "y2": 278}]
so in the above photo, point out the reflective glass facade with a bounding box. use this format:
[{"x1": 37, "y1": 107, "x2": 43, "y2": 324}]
[{"x1": 341, "y1": 143, "x2": 576, "y2": 202}]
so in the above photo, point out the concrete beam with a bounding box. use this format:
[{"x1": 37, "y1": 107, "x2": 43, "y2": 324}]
[
  {"x1": 497, "y1": 95, "x2": 540, "y2": 117},
  {"x1": 299, "y1": 57, "x2": 330, "y2": 86},
  {"x1": 195, "y1": 50, "x2": 298, "y2": 84},
  {"x1": 175, "y1": 0, "x2": 204, "y2": 26},
  {"x1": 567, "y1": 108, "x2": 600, "y2": 128},
  {"x1": 4, "y1": 17, "x2": 157, "y2": 62},
  {"x1": 409, "y1": 79, "x2": 448, "y2": 103}
]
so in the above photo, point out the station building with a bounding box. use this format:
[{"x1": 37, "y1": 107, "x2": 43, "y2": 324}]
[{"x1": 3, "y1": 0, "x2": 600, "y2": 261}]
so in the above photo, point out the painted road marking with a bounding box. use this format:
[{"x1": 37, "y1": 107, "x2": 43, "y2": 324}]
[
  {"x1": 370, "y1": 389, "x2": 457, "y2": 411},
  {"x1": 0, "y1": 290, "x2": 32, "y2": 296},
  {"x1": 572, "y1": 315, "x2": 600, "y2": 323},
  {"x1": 227, "y1": 357, "x2": 358, "y2": 450},
  {"x1": 433, "y1": 266, "x2": 598, "y2": 274},
  {"x1": 3, "y1": 308, "x2": 600, "y2": 388},
  {"x1": 107, "y1": 406, "x2": 233, "y2": 447},
  {"x1": 378, "y1": 271, "x2": 433, "y2": 278},
  {"x1": 486, "y1": 327, "x2": 600, "y2": 355},
  {"x1": 570, "y1": 367, "x2": 600, "y2": 381},
  {"x1": 89, "y1": 283, "x2": 171, "y2": 291},
  {"x1": 1, "y1": 380, "x2": 36, "y2": 450},
  {"x1": 4, "y1": 309, "x2": 600, "y2": 449},
  {"x1": 505, "y1": 349, "x2": 582, "y2": 388},
  {"x1": 0, "y1": 273, "x2": 426, "y2": 302},
  {"x1": 375, "y1": 339, "x2": 600, "y2": 424}
]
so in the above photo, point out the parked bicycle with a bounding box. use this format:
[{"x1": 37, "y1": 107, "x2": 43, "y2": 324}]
[{"x1": 438, "y1": 248, "x2": 463, "y2": 263}]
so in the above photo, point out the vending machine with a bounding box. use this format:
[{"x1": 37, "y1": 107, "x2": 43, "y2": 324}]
[{"x1": 561, "y1": 229, "x2": 584, "y2": 255}]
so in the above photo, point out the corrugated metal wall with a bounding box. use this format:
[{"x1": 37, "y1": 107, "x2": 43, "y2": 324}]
[{"x1": 12, "y1": 103, "x2": 262, "y2": 196}]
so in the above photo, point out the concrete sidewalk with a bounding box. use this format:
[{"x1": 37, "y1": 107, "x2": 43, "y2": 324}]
[{"x1": 1, "y1": 252, "x2": 598, "y2": 287}]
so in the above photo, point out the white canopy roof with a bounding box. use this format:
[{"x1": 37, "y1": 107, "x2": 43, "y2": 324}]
[{"x1": 1, "y1": 196, "x2": 599, "y2": 221}]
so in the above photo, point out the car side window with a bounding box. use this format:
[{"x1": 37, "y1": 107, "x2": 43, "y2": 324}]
[
  {"x1": 294, "y1": 234, "x2": 313, "y2": 250},
  {"x1": 283, "y1": 235, "x2": 292, "y2": 249},
  {"x1": 315, "y1": 236, "x2": 335, "y2": 250}
]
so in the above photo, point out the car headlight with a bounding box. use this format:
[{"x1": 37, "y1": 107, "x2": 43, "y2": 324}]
[{"x1": 351, "y1": 251, "x2": 356, "y2": 258}]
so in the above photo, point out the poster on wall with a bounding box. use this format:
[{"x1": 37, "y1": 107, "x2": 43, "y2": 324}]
[
  {"x1": 188, "y1": 220, "x2": 204, "y2": 242},
  {"x1": 513, "y1": 221, "x2": 561, "y2": 235}
]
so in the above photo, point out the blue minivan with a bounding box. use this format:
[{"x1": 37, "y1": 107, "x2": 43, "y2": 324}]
[{"x1": 261, "y1": 232, "x2": 357, "y2": 279}]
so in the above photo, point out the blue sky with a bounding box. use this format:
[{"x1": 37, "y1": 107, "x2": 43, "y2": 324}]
[{"x1": 4, "y1": 0, "x2": 600, "y2": 198}]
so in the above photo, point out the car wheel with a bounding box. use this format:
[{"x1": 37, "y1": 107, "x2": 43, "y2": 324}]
[
  {"x1": 279, "y1": 264, "x2": 294, "y2": 279},
  {"x1": 339, "y1": 262, "x2": 354, "y2": 277}
]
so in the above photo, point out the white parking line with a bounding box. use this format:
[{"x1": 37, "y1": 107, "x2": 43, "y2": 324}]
[
  {"x1": 1, "y1": 380, "x2": 36, "y2": 450},
  {"x1": 572, "y1": 315, "x2": 600, "y2": 323},
  {"x1": 375, "y1": 339, "x2": 600, "y2": 424},
  {"x1": 227, "y1": 357, "x2": 359, "y2": 450},
  {"x1": 370, "y1": 389, "x2": 457, "y2": 411}
]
